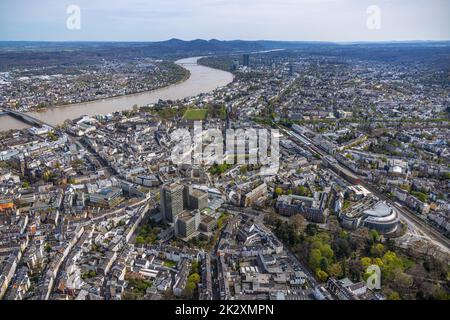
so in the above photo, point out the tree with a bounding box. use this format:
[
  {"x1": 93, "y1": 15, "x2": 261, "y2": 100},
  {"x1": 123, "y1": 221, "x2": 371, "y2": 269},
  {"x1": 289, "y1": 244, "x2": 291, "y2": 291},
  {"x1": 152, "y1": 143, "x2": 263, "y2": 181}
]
[
  {"x1": 309, "y1": 249, "x2": 322, "y2": 271},
  {"x1": 47, "y1": 131, "x2": 58, "y2": 141},
  {"x1": 184, "y1": 272, "x2": 201, "y2": 299},
  {"x1": 297, "y1": 185, "x2": 309, "y2": 197},
  {"x1": 319, "y1": 257, "x2": 329, "y2": 272},
  {"x1": 393, "y1": 271, "x2": 413, "y2": 291},
  {"x1": 411, "y1": 191, "x2": 428, "y2": 203},
  {"x1": 373, "y1": 257, "x2": 384, "y2": 267},
  {"x1": 328, "y1": 263, "x2": 344, "y2": 278},
  {"x1": 441, "y1": 172, "x2": 450, "y2": 181},
  {"x1": 381, "y1": 251, "x2": 405, "y2": 281},
  {"x1": 219, "y1": 105, "x2": 227, "y2": 120},
  {"x1": 360, "y1": 257, "x2": 372, "y2": 269},
  {"x1": 191, "y1": 261, "x2": 200, "y2": 275},
  {"x1": 275, "y1": 222, "x2": 301, "y2": 246},
  {"x1": 348, "y1": 259, "x2": 363, "y2": 281},
  {"x1": 184, "y1": 282, "x2": 196, "y2": 299},
  {"x1": 370, "y1": 243, "x2": 385, "y2": 257},
  {"x1": 316, "y1": 269, "x2": 329, "y2": 282},
  {"x1": 275, "y1": 187, "x2": 283, "y2": 196},
  {"x1": 329, "y1": 215, "x2": 342, "y2": 235},
  {"x1": 305, "y1": 223, "x2": 318, "y2": 236},
  {"x1": 388, "y1": 292, "x2": 401, "y2": 300},
  {"x1": 335, "y1": 238, "x2": 351, "y2": 259},
  {"x1": 434, "y1": 289, "x2": 450, "y2": 300},
  {"x1": 370, "y1": 229, "x2": 380, "y2": 244},
  {"x1": 290, "y1": 215, "x2": 306, "y2": 233},
  {"x1": 320, "y1": 244, "x2": 334, "y2": 260},
  {"x1": 188, "y1": 273, "x2": 201, "y2": 284},
  {"x1": 135, "y1": 236, "x2": 145, "y2": 245},
  {"x1": 43, "y1": 170, "x2": 52, "y2": 182}
]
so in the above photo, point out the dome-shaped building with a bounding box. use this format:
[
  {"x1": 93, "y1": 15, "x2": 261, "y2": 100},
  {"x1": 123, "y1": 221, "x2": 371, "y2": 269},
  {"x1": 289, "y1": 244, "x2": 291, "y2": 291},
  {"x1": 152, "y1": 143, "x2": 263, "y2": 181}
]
[{"x1": 339, "y1": 198, "x2": 399, "y2": 234}]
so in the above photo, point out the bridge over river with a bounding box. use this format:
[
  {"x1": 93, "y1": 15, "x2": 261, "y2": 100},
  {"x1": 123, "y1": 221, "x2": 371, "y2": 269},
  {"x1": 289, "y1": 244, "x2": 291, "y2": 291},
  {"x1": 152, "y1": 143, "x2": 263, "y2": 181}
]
[{"x1": 1, "y1": 108, "x2": 54, "y2": 129}]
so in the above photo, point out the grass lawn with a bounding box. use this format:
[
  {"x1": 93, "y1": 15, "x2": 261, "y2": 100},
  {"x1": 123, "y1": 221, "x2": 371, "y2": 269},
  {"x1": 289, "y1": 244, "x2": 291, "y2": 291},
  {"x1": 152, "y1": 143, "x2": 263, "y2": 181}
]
[
  {"x1": 163, "y1": 260, "x2": 177, "y2": 268},
  {"x1": 183, "y1": 109, "x2": 208, "y2": 120}
]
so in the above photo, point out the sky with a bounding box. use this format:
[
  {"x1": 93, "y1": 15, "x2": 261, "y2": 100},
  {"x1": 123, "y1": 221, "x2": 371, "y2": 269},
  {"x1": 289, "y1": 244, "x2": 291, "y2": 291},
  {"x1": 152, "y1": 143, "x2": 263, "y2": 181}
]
[{"x1": 0, "y1": 0, "x2": 449, "y2": 42}]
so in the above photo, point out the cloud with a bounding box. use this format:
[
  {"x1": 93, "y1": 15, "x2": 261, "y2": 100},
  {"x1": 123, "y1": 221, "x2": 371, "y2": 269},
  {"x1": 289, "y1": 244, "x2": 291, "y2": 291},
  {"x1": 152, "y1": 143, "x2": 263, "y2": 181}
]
[{"x1": 0, "y1": 0, "x2": 448, "y2": 41}]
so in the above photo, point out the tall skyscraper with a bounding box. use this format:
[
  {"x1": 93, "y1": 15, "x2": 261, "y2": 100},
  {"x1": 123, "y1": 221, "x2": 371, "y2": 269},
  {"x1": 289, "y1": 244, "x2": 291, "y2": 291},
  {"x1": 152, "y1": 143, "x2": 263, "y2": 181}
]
[
  {"x1": 175, "y1": 210, "x2": 201, "y2": 238},
  {"x1": 183, "y1": 185, "x2": 208, "y2": 211},
  {"x1": 243, "y1": 54, "x2": 250, "y2": 67},
  {"x1": 160, "y1": 183, "x2": 184, "y2": 222}
]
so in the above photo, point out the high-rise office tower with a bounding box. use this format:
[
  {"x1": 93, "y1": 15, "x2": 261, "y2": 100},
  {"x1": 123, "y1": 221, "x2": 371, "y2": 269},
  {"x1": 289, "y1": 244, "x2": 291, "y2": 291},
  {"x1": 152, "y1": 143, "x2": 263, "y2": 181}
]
[
  {"x1": 243, "y1": 54, "x2": 250, "y2": 67},
  {"x1": 183, "y1": 185, "x2": 208, "y2": 211},
  {"x1": 175, "y1": 210, "x2": 201, "y2": 238},
  {"x1": 160, "y1": 183, "x2": 184, "y2": 222}
]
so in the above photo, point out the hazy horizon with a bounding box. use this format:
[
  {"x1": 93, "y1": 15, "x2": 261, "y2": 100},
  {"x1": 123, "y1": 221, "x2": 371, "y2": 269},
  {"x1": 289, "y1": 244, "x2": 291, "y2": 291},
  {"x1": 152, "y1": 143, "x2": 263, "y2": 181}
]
[{"x1": 1, "y1": 39, "x2": 450, "y2": 44}]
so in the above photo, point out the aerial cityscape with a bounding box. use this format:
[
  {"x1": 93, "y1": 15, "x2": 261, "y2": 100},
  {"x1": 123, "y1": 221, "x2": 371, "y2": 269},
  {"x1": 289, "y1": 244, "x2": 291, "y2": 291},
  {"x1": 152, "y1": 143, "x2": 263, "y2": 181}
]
[{"x1": 0, "y1": 0, "x2": 449, "y2": 306}]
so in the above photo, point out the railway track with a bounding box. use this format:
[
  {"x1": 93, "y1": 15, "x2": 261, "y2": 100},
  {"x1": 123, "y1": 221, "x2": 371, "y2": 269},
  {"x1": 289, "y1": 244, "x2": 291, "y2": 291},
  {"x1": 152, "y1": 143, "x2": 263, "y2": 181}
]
[{"x1": 278, "y1": 124, "x2": 450, "y2": 253}]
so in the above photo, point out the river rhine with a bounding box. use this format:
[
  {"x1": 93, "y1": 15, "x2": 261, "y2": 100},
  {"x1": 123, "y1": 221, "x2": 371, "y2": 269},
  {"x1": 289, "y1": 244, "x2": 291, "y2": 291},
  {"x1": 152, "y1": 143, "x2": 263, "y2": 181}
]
[{"x1": 0, "y1": 57, "x2": 234, "y2": 131}]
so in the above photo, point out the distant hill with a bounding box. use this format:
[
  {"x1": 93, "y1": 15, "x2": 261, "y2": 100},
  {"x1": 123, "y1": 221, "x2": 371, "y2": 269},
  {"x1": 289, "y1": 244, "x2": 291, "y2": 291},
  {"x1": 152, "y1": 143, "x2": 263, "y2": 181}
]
[
  {"x1": 0, "y1": 39, "x2": 449, "y2": 71},
  {"x1": 0, "y1": 38, "x2": 335, "y2": 53},
  {"x1": 0, "y1": 39, "x2": 333, "y2": 70}
]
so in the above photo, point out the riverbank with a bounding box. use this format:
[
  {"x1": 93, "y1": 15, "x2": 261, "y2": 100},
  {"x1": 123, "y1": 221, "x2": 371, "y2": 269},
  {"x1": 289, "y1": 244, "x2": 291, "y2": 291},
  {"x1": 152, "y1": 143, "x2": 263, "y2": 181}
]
[
  {"x1": 33, "y1": 65, "x2": 191, "y2": 113},
  {"x1": 0, "y1": 57, "x2": 234, "y2": 130},
  {"x1": 32, "y1": 68, "x2": 191, "y2": 114}
]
